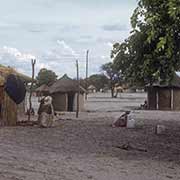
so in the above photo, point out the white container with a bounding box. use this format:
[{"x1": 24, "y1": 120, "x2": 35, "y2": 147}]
[
  {"x1": 127, "y1": 114, "x2": 131, "y2": 121},
  {"x1": 127, "y1": 118, "x2": 135, "y2": 128},
  {"x1": 155, "y1": 125, "x2": 166, "y2": 134}
]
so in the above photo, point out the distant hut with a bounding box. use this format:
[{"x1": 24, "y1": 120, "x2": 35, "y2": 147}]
[
  {"x1": 87, "y1": 85, "x2": 96, "y2": 93},
  {"x1": 147, "y1": 74, "x2": 180, "y2": 110},
  {"x1": 35, "y1": 84, "x2": 50, "y2": 97},
  {"x1": 49, "y1": 74, "x2": 86, "y2": 112},
  {"x1": 0, "y1": 66, "x2": 31, "y2": 126},
  {"x1": 101, "y1": 86, "x2": 109, "y2": 93}
]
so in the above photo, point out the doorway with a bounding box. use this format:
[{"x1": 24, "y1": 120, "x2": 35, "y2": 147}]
[{"x1": 68, "y1": 93, "x2": 74, "y2": 112}]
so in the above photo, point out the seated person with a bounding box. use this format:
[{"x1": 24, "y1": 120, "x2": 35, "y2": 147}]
[{"x1": 112, "y1": 111, "x2": 130, "y2": 127}]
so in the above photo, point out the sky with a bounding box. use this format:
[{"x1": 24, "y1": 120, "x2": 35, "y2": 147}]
[{"x1": 0, "y1": 0, "x2": 137, "y2": 78}]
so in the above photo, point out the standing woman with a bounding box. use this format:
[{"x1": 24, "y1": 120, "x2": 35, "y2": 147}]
[{"x1": 38, "y1": 96, "x2": 55, "y2": 127}]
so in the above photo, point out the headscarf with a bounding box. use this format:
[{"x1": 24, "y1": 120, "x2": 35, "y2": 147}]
[{"x1": 44, "y1": 96, "x2": 52, "y2": 105}]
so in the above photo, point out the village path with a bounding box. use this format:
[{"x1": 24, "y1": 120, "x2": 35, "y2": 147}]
[{"x1": 0, "y1": 92, "x2": 180, "y2": 180}]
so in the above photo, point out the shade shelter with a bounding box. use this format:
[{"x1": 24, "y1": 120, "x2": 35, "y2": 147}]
[
  {"x1": 49, "y1": 74, "x2": 86, "y2": 112},
  {"x1": 147, "y1": 74, "x2": 180, "y2": 110}
]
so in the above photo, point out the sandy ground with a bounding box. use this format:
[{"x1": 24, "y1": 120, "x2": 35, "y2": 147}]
[{"x1": 1, "y1": 92, "x2": 180, "y2": 180}]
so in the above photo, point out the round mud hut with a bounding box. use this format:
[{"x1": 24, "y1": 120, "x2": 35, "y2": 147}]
[
  {"x1": 87, "y1": 85, "x2": 97, "y2": 93},
  {"x1": 147, "y1": 74, "x2": 180, "y2": 110},
  {"x1": 49, "y1": 74, "x2": 86, "y2": 112}
]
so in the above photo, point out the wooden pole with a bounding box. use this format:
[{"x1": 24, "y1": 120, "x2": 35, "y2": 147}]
[
  {"x1": 171, "y1": 88, "x2": 174, "y2": 110},
  {"x1": 85, "y1": 50, "x2": 89, "y2": 100},
  {"x1": 76, "y1": 60, "x2": 80, "y2": 118},
  {"x1": 28, "y1": 59, "x2": 36, "y2": 121},
  {"x1": 156, "y1": 90, "x2": 159, "y2": 110}
]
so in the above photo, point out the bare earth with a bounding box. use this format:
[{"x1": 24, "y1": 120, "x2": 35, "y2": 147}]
[{"x1": 0, "y1": 92, "x2": 180, "y2": 180}]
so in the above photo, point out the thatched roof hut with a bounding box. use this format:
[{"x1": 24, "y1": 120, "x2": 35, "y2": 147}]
[
  {"x1": 35, "y1": 84, "x2": 50, "y2": 96},
  {"x1": 87, "y1": 85, "x2": 96, "y2": 93},
  {"x1": 147, "y1": 73, "x2": 180, "y2": 110},
  {"x1": 0, "y1": 65, "x2": 31, "y2": 83},
  {"x1": 0, "y1": 65, "x2": 31, "y2": 126},
  {"x1": 50, "y1": 74, "x2": 85, "y2": 94},
  {"x1": 49, "y1": 74, "x2": 85, "y2": 112}
]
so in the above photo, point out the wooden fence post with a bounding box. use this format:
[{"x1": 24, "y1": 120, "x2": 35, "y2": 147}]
[
  {"x1": 76, "y1": 60, "x2": 80, "y2": 118},
  {"x1": 28, "y1": 59, "x2": 36, "y2": 121}
]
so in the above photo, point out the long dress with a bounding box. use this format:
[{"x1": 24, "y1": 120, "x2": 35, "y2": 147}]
[{"x1": 38, "y1": 97, "x2": 54, "y2": 128}]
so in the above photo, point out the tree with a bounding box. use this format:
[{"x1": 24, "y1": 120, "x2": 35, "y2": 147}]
[
  {"x1": 113, "y1": 0, "x2": 180, "y2": 85},
  {"x1": 111, "y1": 41, "x2": 133, "y2": 85},
  {"x1": 36, "y1": 68, "x2": 58, "y2": 87},
  {"x1": 101, "y1": 62, "x2": 121, "y2": 98},
  {"x1": 87, "y1": 74, "x2": 109, "y2": 91},
  {"x1": 130, "y1": 0, "x2": 180, "y2": 84},
  {"x1": 79, "y1": 74, "x2": 108, "y2": 92},
  {"x1": 113, "y1": 28, "x2": 152, "y2": 86}
]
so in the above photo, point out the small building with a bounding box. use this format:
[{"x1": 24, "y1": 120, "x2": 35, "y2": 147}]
[
  {"x1": 147, "y1": 74, "x2": 180, "y2": 110},
  {"x1": 35, "y1": 84, "x2": 50, "y2": 97},
  {"x1": 87, "y1": 85, "x2": 97, "y2": 93},
  {"x1": 0, "y1": 66, "x2": 31, "y2": 126},
  {"x1": 49, "y1": 74, "x2": 86, "y2": 112}
]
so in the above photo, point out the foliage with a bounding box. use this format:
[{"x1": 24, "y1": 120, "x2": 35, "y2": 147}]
[
  {"x1": 36, "y1": 68, "x2": 58, "y2": 87},
  {"x1": 87, "y1": 74, "x2": 109, "y2": 91},
  {"x1": 112, "y1": 0, "x2": 180, "y2": 85},
  {"x1": 101, "y1": 62, "x2": 122, "y2": 97},
  {"x1": 79, "y1": 74, "x2": 108, "y2": 92}
]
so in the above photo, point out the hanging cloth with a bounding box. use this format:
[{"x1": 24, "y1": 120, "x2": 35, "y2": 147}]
[{"x1": 4, "y1": 74, "x2": 26, "y2": 104}]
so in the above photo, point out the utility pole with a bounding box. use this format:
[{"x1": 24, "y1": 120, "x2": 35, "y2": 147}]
[
  {"x1": 76, "y1": 60, "x2": 80, "y2": 118},
  {"x1": 85, "y1": 50, "x2": 89, "y2": 100}
]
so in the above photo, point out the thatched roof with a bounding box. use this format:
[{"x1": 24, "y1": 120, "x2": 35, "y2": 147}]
[
  {"x1": 88, "y1": 85, "x2": 96, "y2": 90},
  {"x1": 150, "y1": 73, "x2": 180, "y2": 88},
  {"x1": 35, "y1": 84, "x2": 50, "y2": 92},
  {"x1": 49, "y1": 74, "x2": 86, "y2": 94},
  {"x1": 0, "y1": 65, "x2": 32, "y2": 83}
]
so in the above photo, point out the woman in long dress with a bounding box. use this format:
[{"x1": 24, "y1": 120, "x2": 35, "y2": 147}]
[{"x1": 37, "y1": 96, "x2": 55, "y2": 128}]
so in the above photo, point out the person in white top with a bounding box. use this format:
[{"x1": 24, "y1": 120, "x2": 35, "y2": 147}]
[{"x1": 37, "y1": 96, "x2": 55, "y2": 128}]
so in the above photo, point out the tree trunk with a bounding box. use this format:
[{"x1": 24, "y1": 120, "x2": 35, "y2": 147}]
[{"x1": 111, "y1": 86, "x2": 115, "y2": 98}]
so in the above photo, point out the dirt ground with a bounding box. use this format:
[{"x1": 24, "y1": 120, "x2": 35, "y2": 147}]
[{"x1": 1, "y1": 92, "x2": 180, "y2": 180}]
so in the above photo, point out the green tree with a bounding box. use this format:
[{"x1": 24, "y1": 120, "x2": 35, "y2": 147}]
[
  {"x1": 131, "y1": 0, "x2": 180, "y2": 84},
  {"x1": 87, "y1": 74, "x2": 109, "y2": 91},
  {"x1": 112, "y1": 41, "x2": 133, "y2": 85},
  {"x1": 113, "y1": 0, "x2": 180, "y2": 85},
  {"x1": 113, "y1": 28, "x2": 152, "y2": 86},
  {"x1": 101, "y1": 62, "x2": 121, "y2": 98},
  {"x1": 36, "y1": 68, "x2": 58, "y2": 87}
]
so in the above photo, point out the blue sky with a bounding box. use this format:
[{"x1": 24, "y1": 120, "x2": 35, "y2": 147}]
[{"x1": 0, "y1": 0, "x2": 137, "y2": 78}]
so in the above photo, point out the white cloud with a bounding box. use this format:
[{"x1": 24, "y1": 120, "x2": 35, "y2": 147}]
[
  {"x1": 102, "y1": 23, "x2": 127, "y2": 32},
  {"x1": 101, "y1": 55, "x2": 106, "y2": 59},
  {"x1": 0, "y1": 46, "x2": 36, "y2": 62},
  {"x1": 0, "y1": 0, "x2": 137, "y2": 78},
  {"x1": 107, "y1": 42, "x2": 113, "y2": 48},
  {"x1": 0, "y1": 46, "x2": 38, "y2": 76},
  {"x1": 0, "y1": 22, "x2": 19, "y2": 29},
  {"x1": 36, "y1": 62, "x2": 51, "y2": 70},
  {"x1": 57, "y1": 40, "x2": 79, "y2": 58}
]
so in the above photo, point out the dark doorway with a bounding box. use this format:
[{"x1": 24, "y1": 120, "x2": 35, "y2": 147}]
[{"x1": 68, "y1": 93, "x2": 74, "y2": 111}]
